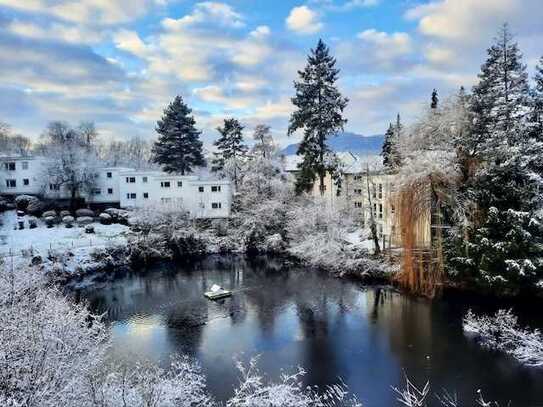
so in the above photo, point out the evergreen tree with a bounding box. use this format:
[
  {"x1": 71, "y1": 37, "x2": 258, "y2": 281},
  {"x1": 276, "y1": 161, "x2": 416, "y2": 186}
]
[
  {"x1": 252, "y1": 124, "x2": 275, "y2": 159},
  {"x1": 531, "y1": 56, "x2": 543, "y2": 139},
  {"x1": 381, "y1": 123, "x2": 396, "y2": 169},
  {"x1": 448, "y1": 25, "x2": 543, "y2": 293},
  {"x1": 469, "y1": 24, "x2": 530, "y2": 159},
  {"x1": 431, "y1": 89, "x2": 439, "y2": 109},
  {"x1": 288, "y1": 39, "x2": 348, "y2": 195},
  {"x1": 212, "y1": 118, "x2": 248, "y2": 187},
  {"x1": 152, "y1": 96, "x2": 205, "y2": 175}
]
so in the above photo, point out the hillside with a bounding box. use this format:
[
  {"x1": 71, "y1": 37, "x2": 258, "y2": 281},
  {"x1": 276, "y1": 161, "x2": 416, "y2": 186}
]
[{"x1": 280, "y1": 132, "x2": 384, "y2": 155}]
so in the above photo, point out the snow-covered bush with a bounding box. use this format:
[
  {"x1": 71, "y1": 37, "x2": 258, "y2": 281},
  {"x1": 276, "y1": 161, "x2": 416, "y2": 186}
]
[
  {"x1": 15, "y1": 194, "x2": 43, "y2": 215},
  {"x1": 463, "y1": 309, "x2": 543, "y2": 367},
  {"x1": 75, "y1": 208, "x2": 94, "y2": 218},
  {"x1": 227, "y1": 358, "x2": 361, "y2": 407},
  {"x1": 77, "y1": 216, "x2": 94, "y2": 226},
  {"x1": 286, "y1": 196, "x2": 388, "y2": 278}
]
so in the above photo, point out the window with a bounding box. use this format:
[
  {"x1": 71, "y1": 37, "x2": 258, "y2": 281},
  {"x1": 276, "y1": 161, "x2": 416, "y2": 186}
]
[
  {"x1": 354, "y1": 201, "x2": 362, "y2": 208},
  {"x1": 372, "y1": 185, "x2": 376, "y2": 199},
  {"x1": 353, "y1": 175, "x2": 363, "y2": 181},
  {"x1": 212, "y1": 202, "x2": 222, "y2": 209},
  {"x1": 5, "y1": 162, "x2": 15, "y2": 171},
  {"x1": 49, "y1": 183, "x2": 60, "y2": 191},
  {"x1": 211, "y1": 185, "x2": 221, "y2": 192},
  {"x1": 391, "y1": 204, "x2": 395, "y2": 215},
  {"x1": 177, "y1": 181, "x2": 182, "y2": 187},
  {"x1": 378, "y1": 204, "x2": 383, "y2": 219},
  {"x1": 92, "y1": 188, "x2": 101, "y2": 195},
  {"x1": 161, "y1": 197, "x2": 172, "y2": 204},
  {"x1": 126, "y1": 193, "x2": 136, "y2": 199},
  {"x1": 6, "y1": 179, "x2": 16, "y2": 188},
  {"x1": 160, "y1": 181, "x2": 171, "y2": 188},
  {"x1": 22, "y1": 162, "x2": 29, "y2": 170},
  {"x1": 126, "y1": 177, "x2": 135, "y2": 183},
  {"x1": 108, "y1": 188, "x2": 113, "y2": 194},
  {"x1": 23, "y1": 178, "x2": 29, "y2": 186},
  {"x1": 354, "y1": 188, "x2": 363, "y2": 195},
  {"x1": 198, "y1": 186, "x2": 204, "y2": 192},
  {"x1": 373, "y1": 203, "x2": 377, "y2": 216},
  {"x1": 143, "y1": 192, "x2": 149, "y2": 199},
  {"x1": 142, "y1": 176, "x2": 148, "y2": 183},
  {"x1": 107, "y1": 172, "x2": 112, "y2": 178},
  {"x1": 378, "y1": 184, "x2": 383, "y2": 199}
]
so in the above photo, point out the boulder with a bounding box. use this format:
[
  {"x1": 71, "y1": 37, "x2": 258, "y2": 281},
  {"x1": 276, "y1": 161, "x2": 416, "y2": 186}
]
[
  {"x1": 42, "y1": 210, "x2": 57, "y2": 218},
  {"x1": 63, "y1": 215, "x2": 75, "y2": 228},
  {"x1": 76, "y1": 216, "x2": 94, "y2": 226},
  {"x1": 75, "y1": 208, "x2": 94, "y2": 218},
  {"x1": 84, "y1": 225, "x2": 95, "y2": 234},
  {"x1": 28, "y1": 218, "x2": 38, "y2": 229},
  {"x1": 15, "y1": 195, "x2": 43, "y2": 215},
  {"x1": 60, "y1": 210, "x2": 71, "y2": 218},
  {"x1": 44, "y1": 216, "x2": 56, "y2": 228},
  {"x1": 99, "y1": 213, "x2": 112, "y2": 225}
]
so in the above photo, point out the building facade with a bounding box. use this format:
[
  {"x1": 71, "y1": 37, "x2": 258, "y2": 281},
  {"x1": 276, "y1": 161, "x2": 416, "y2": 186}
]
[
  {"x1": 283, "y1": 153, "x2": 430, "y2": 248},
  {"x1": 0, "y1": 156, "x2": 233, "y2": 219}
]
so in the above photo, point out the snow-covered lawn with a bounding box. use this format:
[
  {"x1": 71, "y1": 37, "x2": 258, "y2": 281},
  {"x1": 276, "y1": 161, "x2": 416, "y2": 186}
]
[{"x1": 0, "y1": 210, "x2": 129, "y2": 256}]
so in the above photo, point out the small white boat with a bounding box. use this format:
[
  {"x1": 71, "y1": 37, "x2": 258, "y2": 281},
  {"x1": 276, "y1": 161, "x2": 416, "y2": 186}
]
[{"x1": 204, "y1": 284, "x2": 232, "y2": 300}]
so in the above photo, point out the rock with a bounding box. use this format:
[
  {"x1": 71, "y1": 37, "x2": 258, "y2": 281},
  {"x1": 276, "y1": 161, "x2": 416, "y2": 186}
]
[
  {"x1": 42, "y1": 210, "x2": 57, "y2": 218},
  {"x1": 60, "y1": 210, "x2": 71, "y2": 218},
  {"x1": 15, "y1": 195, "x2": 43, "y2": 215},
  {"x1": 77, "y1": 216, "x2": 94, "y2": 226},
  {"x1": 44, "y1": 216, "x2": 57, "y2": 228},
  {"x1": 99, "y1": 213, "x2": 112, "y2": 225},
  {"x1": 85, "y1": 225, "x2": 95, "y2": 234},
  {"x1": 28, "y1": 218, "x2": 38, "y2": 229},
  {"x1": 75, "y1": 208, "x2": 94, "y2": 218},
  {"x1": 31, "y1": 255, "x2": 42, "y2": 265}
]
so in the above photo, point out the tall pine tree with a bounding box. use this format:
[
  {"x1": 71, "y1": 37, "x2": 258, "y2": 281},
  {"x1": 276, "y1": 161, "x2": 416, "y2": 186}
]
[
  {"x1": 531, "y1": 56, "x2": 543, "y2": 138},
  {"x1": 152, "y1": 96, "x2": 205, "y2": 175},
  {"x1": 448, "y1": 25, "x2": 543, "y2": 292},
  {"x1": 212, "y1": 118, "x2": 248, "y2": 187},
  {"x1": 288, "y1": 39, "x2": 348, "y2": 195}
]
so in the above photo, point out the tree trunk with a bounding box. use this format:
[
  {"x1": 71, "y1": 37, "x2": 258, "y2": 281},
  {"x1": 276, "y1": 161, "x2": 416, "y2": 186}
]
[{"x1": 366, "y1": 167, "x2": 381, "y2": 255}]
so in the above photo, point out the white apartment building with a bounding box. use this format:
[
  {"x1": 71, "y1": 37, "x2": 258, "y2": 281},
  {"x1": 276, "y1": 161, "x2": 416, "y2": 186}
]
[
  {"x1": 283, "y1": 153, "x2": 399, "y2": 245},
  {"x1": 0, "y1": 156, "x2": 49, "y2": 196},
  {"x1": 118, "y1": 171, "x2": 232, "y2": 218},
  {"x1": 0, "y1": 156, "x2": 233, "y2": 219}
]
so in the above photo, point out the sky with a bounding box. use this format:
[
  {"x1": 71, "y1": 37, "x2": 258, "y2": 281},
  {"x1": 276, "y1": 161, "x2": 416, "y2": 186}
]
[{"x1": 1, "y1": 0, "x2": 543, "y2": 148}]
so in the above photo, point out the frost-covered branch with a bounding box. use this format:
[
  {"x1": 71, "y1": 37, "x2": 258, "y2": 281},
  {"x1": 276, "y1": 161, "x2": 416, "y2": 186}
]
[{"x1": 463, "y1": 309, "x2": 543, "y2": 367}]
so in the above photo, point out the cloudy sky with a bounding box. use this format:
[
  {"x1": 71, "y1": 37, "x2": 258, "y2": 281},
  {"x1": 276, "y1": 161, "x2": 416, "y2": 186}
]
[{"x1": 1, "y1": 0, "x2": 542, "y2": 148}]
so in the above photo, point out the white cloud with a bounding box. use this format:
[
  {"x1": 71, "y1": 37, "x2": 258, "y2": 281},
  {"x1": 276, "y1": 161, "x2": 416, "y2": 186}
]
[
  {"x1": 357, "y1": 29, "x2": 412, "y2": 60},
  {"x1": 7, "y1": 20, "x2": 104, "y2": 44},
  {"x1": 0, "y1": 0, "x2": 165, "y2": 25},
  {"x1": 286, "y1": 6, "x2": 323, "y2": 35}
]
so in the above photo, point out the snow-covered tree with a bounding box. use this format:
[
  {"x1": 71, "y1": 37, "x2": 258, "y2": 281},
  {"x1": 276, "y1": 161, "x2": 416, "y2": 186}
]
[
  {"x1": 531, "y1": 56, "x2": 543, "y2": 139},
  {"x1": 40, "y1": 121, "x2": 99, "y2": 208},
  {"x1": 0, "y1": 121, "x2": 32, "y2": 156},
  {"x1": 212, "y1": 118, "x2": 248, "y2": 187},
  {"x1": 288, "y1": 39, "x2": 348, "y2": 195},
  {"x1": 446, "y1": 25, "x2": 543, "y2": 292},
  {"x1": 431, "y1": 89, "x2": 439, "y2": 110},
  {"x1": 251, "y1": 124, "x2": 276, "y2": 159},
  {"x1": 99, "y1": 136, "x2": 154, "y2": 169},
  {"x1": 152, "y1": 95, "x2": 206, "y2": 175}
]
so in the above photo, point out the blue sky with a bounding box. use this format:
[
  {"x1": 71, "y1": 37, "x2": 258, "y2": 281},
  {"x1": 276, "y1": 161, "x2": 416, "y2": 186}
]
[{"x1": 1, "y1": 0, "x2": 542, "y2": 148}]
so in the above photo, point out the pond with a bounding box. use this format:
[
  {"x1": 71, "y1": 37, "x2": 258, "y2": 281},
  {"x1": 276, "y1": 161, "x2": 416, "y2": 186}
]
[{"x1": 74, "y1": 255, "x2": 543, "y2": 406}]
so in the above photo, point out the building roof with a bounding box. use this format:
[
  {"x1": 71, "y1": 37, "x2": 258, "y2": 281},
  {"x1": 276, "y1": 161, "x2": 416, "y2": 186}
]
[{"x1": 282, "y1": 152, "x2": 385, "y2": 175}]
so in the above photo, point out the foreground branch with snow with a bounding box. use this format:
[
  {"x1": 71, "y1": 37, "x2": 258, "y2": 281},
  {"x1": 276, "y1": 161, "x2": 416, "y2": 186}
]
[{"x1": 463, "y1": 309, "x2": 543, "y2": 367}]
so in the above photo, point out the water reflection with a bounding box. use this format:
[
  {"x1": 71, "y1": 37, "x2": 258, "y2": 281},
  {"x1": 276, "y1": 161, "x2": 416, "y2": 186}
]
[{"x1": 75, "y1": 255, "x2": 543, "y2": 406}]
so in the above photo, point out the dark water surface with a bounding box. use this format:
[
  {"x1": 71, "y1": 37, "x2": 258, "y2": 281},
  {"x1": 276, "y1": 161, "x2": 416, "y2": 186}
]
[{"x1": 75, "y1": 255, "x2": 543, "y2": 406}]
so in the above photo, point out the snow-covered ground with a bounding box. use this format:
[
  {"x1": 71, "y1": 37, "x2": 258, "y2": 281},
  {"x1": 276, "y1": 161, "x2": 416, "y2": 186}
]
[{"x1": 0, "y1": 210, "x2": 129, "y2": 257}]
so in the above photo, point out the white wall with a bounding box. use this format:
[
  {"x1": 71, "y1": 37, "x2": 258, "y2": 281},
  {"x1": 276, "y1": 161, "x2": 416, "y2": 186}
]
[
  {"x1": 88, "y1": 167, "x2": 134, "y2": 204},
  {"x1": 118, "y1": 171, "x2": 232, "y2": 218},
  {"x1": 0, "y1": 157, "x2": 48, "y2": 196}
]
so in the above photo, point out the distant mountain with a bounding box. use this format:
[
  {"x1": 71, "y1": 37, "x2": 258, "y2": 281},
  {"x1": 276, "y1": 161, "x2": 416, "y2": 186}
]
[{"x1": 280, "y1": 132, "x2": 384, "y2": 155}]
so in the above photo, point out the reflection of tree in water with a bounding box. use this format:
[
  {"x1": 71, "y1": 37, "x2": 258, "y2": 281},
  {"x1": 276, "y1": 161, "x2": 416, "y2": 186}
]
[
  {"x1": 292, "y1": 271, "x2": 359, "y2": 388},
  {"x1": 164, "y1": 298, "x2": 207, "y2": 356}
]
